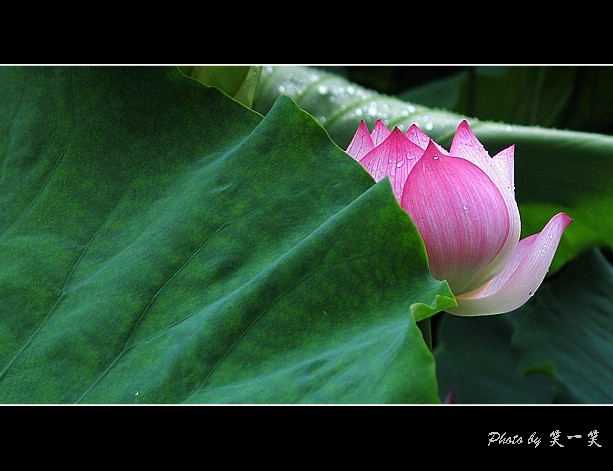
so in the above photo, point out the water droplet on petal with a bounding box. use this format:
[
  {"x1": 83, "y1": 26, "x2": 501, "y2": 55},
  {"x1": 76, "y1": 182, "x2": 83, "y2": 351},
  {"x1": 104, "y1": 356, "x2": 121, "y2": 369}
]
[
  {"x1": 528, "y1": 291, "x2": 534, "y2": 296},
  {"x1": 433, "y1": 155, "x2": 439, "y2": 160},
  {"x1": 396, "y1": 161, "x2": 404, "y2": 168},
  {"x1": 462, "y1": 204, "x2": 468, "y2": 210}
]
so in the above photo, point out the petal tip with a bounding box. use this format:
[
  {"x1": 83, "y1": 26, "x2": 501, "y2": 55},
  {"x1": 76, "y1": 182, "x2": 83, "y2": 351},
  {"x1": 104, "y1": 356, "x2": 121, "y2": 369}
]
[
  {"x1": 424, "y1": 139, "x2": 439, "y2": 153},
  {"x1": 557, "y1": 212, "x2": 573, "y2": 226},
  {"x1": 456, "y1": 119, "x2": 473, "y2": 134},
  {"x1": 550, "y1": 212, "x2": 573, "y2": 232},
  {"x1": 374, "y1": 118, "x2": 387, "y2": 129}
]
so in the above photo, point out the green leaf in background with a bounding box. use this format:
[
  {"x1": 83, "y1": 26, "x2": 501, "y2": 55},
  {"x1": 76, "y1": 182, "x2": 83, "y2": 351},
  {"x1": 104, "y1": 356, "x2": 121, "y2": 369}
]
[
  {"x1": 180, "y1": 66, "x2": 262, "y2": 108},
  {"x1": 434, "y1": 312, "x2": 555, "y2": 404},
  {"x1": 254, "y1": 66, "x2": 613, "y2": 274},
  {"x1": 396, "y1": 72, "x2": 464, "y2": 113},
  {"x1": 399, "y1": 66, "x2": 613, "y2": 135},
  {"x1": 435, "y1": 248, "x2": 612, "y2": 404},
  {"x1": 0, "y1": 67, "x2": 454, "y2": 404},
  {"x1": 512, "y1": 249, "x2": 613, "y2": 403}
]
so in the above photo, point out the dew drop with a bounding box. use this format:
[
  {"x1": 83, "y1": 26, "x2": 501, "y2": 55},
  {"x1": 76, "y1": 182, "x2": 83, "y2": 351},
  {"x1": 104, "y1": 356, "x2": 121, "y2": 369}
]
[
  {"x1": 407, "y1": 105, "x2": 416, "y2": 113},
  {"x1": 278, "y1": 85, "x2": 286, "y2": 93},
  {"x1": 433, "y1": 155, "x2": 439, "y2": 160},
  {"x1": 396, "y1": 161, "x2": 404, "y2": 168},
  {"x1": 347, "y1": 86, "x2": 355, "y2": 94},
  {"x1": 462, "y1": 204, "x2": 468, "y2": 210},
  {"x1": 528, "y1": 291, "x2": 534, "y2": 296},
  {"x1": 318, "y1": 85, "x2": 328, "y2": 94},
  {"x1": 425, "y1": 122, "x2": 434, "y2": 131},
  {"x1": 355, "y1": 109, "x2": 363, "y2": 116},
  {"x1": 506, "y1": 125, "x2": 513, "y2": 132},
  {"x1": 548, "y1": 234, "x2": 553, "y2": 239},
  {"x1": 401, "y1": 110, "x2": 409, "y2": 116},
  {"x1": 135, "y1": 391, "x2": 139, "y2": 396},
  {"x1": 368, "y1": 107, "x2": 377, "y2": 116}
]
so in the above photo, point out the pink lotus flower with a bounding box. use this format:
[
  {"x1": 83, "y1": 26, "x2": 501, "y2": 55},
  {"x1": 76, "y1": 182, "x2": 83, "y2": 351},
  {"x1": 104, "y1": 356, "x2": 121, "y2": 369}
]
[{"x1": 346, "y1": 119, "x2": 572, "y2": 316}]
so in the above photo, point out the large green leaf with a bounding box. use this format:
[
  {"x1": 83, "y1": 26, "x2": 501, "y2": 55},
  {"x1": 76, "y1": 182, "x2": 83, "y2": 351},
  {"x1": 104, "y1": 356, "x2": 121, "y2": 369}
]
[
  {"x1": 0, "y1": 67, "x2": 454, "y2": 404},
  {"x1": 254, "y1": 66, "x2": 613, "y2": 273},
  {"x1": 512, "y1": 249, "x2": 613, "y2": 403}
]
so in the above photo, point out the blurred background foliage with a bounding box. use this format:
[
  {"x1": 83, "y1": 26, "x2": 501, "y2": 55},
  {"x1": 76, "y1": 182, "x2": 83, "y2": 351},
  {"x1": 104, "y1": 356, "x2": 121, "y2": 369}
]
[{"x1": 321, "y1": 65, "x2": 613, "y2": 135}]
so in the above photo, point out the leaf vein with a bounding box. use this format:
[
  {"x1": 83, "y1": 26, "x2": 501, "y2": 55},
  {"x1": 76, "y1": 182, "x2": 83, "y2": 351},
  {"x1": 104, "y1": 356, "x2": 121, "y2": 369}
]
[
  {"x1": 0, "y1": 133, "x2": 73, "y2": 240},
  {"x1": 183, "y1": 218, "x2": 353, "y2": 402},
  {"x1": 0, "y1": 160, "x2": 149, "y2": 382},
  {"x1": 75, "y1": 141, "x2": 270, "y2": 402}
]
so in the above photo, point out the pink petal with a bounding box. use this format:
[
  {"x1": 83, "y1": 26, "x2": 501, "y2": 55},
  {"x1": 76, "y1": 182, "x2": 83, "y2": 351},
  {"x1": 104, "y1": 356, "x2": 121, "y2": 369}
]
[
  {"x1": 371, "y1": 119, "x2": 392, "y2": 146},
  {"x1": 401, "y1": 141, "x2": 510, "y2": 294},
  {"x1": 406, "y1": 124, "x2": 431, "y2": 149},
  {"x1": 450, "y1": 121, "x2": 521, "y2": 281},
  {"x1": 359, "y1": 128, "x2": 424, "y2": 201},
  {"x1": 346, "y1": 120, "x2": 374, "y2": 161},
  {"x1": 492, "y1": 145, "x2": 515, "y2": 192},
  {"x1": 406, "y1": 124, "x2": 450, "y2": 155},
  {"x1": 450, "y1": 120, "x2": 491, "y2": 161},
  {"x1": 450, "y1": 213, "x2": 573, "y2": 316},
  {"x1": 451, "y1": 121, "x2": 515, "y2": 197}
]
